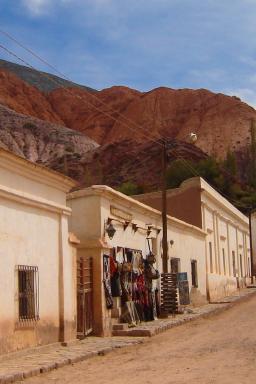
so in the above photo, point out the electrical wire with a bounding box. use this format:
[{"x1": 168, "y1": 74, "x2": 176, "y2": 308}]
[
  {"x1": 0, "y1": 32, "x2": 219, "y2": 174},
  {"x1": 0, "y1": 38, "x2": 253, "y2": 210},
  {"x1": 0, "y1": 43, "x2": 170, "y2": 194},
  {"x1": 0, "y1": 43, "x2": 164, "y2": 149},
  {"x1": 0, "y1": 30, "x2": 166, "y2": 148}
]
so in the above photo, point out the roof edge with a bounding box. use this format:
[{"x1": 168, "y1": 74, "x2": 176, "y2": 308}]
[
  {"x1": 0, "y1": 148, "x2": 77, "y2": 192},
  {"x1": 68, "y1": 185, "x2": 207, "y2": 236}
]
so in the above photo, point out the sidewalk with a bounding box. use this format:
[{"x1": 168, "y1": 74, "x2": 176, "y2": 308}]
[
  {"x1": 112, "y1": 287, "x2": 256, "y2": 336},
  {"x1": 0, "y1": 288, "x2": 255, "y2": 384}
]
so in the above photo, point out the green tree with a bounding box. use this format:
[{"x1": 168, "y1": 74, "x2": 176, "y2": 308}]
[
  {"x1": 249, "y1": 119, "x2": 256, "y2": 188},
  {"x1": 196, "y1": 157, "x2": 220, "y2": 183},
  {"x1": 215, "y1": 151, "x2": 237, "y2": 197},
  {"x1": 117, "y1": 181, "x2": 144, "y2": 196},
  {"x1": 223, "y1": 150, "x2": 237, "y2": 177},
  {"x1": 166, "y1": 159, "x2": 195, "y2": 189}
]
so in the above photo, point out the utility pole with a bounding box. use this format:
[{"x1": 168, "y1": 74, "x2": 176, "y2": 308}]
[
  {"x1": 250, "y1": 119, "x2": 256, "y2": 188},
  {"x1": 161, "y1": 139, "x2": 168, "y2": 273},
  {"x1": 249, "y1": 209, "x2": 254, "y2": 284},
  {"x1": 160, "y1": 133, "x2": 197, "y2": 316}
]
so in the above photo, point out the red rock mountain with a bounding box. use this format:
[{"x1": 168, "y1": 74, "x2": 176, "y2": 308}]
[
  {"x1": 0, "y1": 59, "x2": 256, "y2": 196},
  {"x1": 0, "y1": 67, "x2": 255, "y2": 163},
  {"x1": 0, "y1": 70, "x2": 63, "y2": 124}
]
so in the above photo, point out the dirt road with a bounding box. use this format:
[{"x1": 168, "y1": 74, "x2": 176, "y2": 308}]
[{"x1": 26, "y1": 294, "x2": 256, "y2": 384}]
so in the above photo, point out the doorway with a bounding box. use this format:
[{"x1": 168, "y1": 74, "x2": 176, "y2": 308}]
[{"x1": 77, "y1": 256, "x2": 93, "y2": 338}]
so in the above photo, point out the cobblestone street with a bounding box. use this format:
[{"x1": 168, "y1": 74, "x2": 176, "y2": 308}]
[{"x1": 0, "y1": 288, "x2": 255, "y2": 384}]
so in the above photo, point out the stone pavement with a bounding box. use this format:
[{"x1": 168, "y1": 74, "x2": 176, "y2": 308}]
[
  {"x1": 0, "y1": 337, "x2": 145, "y2": 384},
  {"x1": 112, "y1": 287, "x2": 256, "y2": 337},
  {"x1": 0, "y1": 287, "x2": 255, "y2": 384}
]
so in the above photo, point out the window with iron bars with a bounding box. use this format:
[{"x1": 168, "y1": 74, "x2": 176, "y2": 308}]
[{"x1": 17, "y1": 265, "x2": 39, "y2": 321}]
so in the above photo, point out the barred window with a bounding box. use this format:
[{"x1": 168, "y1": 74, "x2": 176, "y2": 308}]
[{"x1": 17, "y1": 265, "x2": 39, "y2": 321}]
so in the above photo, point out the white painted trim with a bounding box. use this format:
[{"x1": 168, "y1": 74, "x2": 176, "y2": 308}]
[
  {"x1": 0, "y1": 149, "x2": 76, "y2": 192},
  {"x1": 68, "y1": 185, "x2": 207, "y2": 237},
  {"x1": 0, "y1": 184, "x2": 71, "y2": 215}
]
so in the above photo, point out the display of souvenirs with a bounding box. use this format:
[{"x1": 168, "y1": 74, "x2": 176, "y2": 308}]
[
  {"x1": 115, "y1": 246, "x2": 124, "y2": 263},
  {"x1": 106, "y1": 246, "x2": 160, "y2": 324}
]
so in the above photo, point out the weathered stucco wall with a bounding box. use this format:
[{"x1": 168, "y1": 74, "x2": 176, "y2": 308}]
[
  {"x1": 100, "y1": 191, "x2": 206, "y2": 299},
  {"x1": 251, "y1": 212, "x2": 256, "y2": 276},
  {"x1": 201, "y1": 179, "x2": 250, "y2": 302},
  {"x1": 166, "y1": 225, "x2": 207, "y2": 305},
  {"x1": 134, "y1": 185, "x2": 202, "y2": 228},
  {"x1": 67, "y1": 194, "x2": 102, "y2": 242},
  {"x1": 0, "y1": 149, "x2": 76, "y2": 355},
  {"x1": 0, "y1": 198, "x2": 60, "y2": 354},
  {"x1": 136, "y1": 177, "x2": 251, "y2": 302}
]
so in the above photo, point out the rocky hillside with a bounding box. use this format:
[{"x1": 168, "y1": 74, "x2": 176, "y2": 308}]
[
  {"x1": 49, "y1": 86, "x2": 255, "y2": 160},
  {"x1": 0, "y1": 60, "x2": 256, "y2": 200},
  {"x1": 0, "y1": 104, "x2": 98, "y2": 180},
  {"x1": 0, "y1": 63, "x2": 255, "y2": 162},
  {"x1": 0, "y1": 59, "x2": 96, "y2": 93},
  {"x1": 81, "y1": 139, "x2": 208, "y2": 190}
]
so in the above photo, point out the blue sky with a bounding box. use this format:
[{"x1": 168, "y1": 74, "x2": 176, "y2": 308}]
[{"x1": 0, "y1": 0, "x2": 256, "y2": 107}]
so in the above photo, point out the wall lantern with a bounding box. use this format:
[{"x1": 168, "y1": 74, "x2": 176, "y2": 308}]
[
  {"x1": 106, "y1": 220, "x2": 116, "y2": 240},
  {"x1": 132, "y1": 223, "x2": 138, "y2": 233},
  {"x1": 123, "y1": 221, "x2": 130, "y2": 231},
  {"x1": 147, "y1": 226, "x2": 153, "y2": 237},
  {"x1": 170, "y1": 239, "x2": 174, "y2": 247}
]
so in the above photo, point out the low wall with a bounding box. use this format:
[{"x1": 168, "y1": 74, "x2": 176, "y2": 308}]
[
  {"x1": 207, "y1": 274, "x2": 238, "y2": 302},
  {"x1": 0, "y1": 320, "x2": 60, "y2": 355}
]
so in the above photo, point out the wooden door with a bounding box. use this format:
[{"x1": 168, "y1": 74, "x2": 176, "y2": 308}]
[{"x1": 77, "y1": 256, "x2": 93, "y2": 338}]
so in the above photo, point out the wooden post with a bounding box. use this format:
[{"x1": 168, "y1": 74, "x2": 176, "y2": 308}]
[
  {"x1": 249, "y1": 210, "x2": 254, "y2": 283},
  {"x1": 162, "y1": 139, "x2": 168, "y2": 273}
]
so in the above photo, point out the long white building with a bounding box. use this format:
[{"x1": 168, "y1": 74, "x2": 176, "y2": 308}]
[{"x1": 134, "y1": 177, "x2": 251, "y2": 301}]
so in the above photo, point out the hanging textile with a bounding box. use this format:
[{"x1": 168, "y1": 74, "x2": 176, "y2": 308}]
[
  {"x1": 121, "y1": 301, "x2": 140, "y2": 326},
  {"x1": 143, "y1": 254, "x2": 160, "y2": 321},
  {"x1": 109, "y1": 246, "x2": 160, "y2": 323},
  {"x1": 103, "y1": 254, "x2": 113, "y2": 309},
  {"x1": 116, "y1": 247, "x2": 124, "y2": 263}
]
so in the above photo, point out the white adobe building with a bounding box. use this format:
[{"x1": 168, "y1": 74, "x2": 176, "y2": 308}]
[
  {"x1": 134, "y1": 177, "x2": 251, "y2": 302},
  {"x1": 67, "y1": 185, "x2": 207, "y2": 337},
  {"x1": 0, "y1": 149, "x2": 78, "y2": 354}
]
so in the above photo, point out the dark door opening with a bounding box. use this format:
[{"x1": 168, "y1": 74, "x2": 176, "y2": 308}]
[{"x1": 191, "y1": 260, "x2": 198, "y2": 288}]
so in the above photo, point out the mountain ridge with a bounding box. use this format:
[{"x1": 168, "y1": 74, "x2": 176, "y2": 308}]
[
  {"x1": 0, "y1": 59, "x2": 256, "y2": 205},
  {"x1": 0, "y1": 58, "x2": 96, "y2": 93}
]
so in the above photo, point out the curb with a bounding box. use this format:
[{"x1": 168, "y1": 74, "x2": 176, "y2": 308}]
[
  {"x1": 113, "y1": 289, "x2": 256, "y2": 337},
  {"x1": 0, "y1": 340, "x2": 144, "y2": 384}
]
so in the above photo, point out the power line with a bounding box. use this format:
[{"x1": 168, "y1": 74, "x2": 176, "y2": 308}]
[
  {"x1": 169, "y1": 150, "x2": 252, "y2": 210},
  {"x1": 0, "y1": 43, "x2": 164, "y2": 149},
  {"x1": 0, "y1": 42, "x2": 166, "y2": 181},
  {"x1": 0, "y1": 38, "x2": 253, "y2": 210},
  {"x1": 0, "y1": 43, "x2": 171, "y2": 190},
  {"x1": 0, "y1": 33, "x2": 214, "y2": 171},
  {"x1": 0, "y1": 30, "x2": 165, "y2": 148}
]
